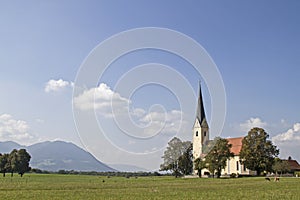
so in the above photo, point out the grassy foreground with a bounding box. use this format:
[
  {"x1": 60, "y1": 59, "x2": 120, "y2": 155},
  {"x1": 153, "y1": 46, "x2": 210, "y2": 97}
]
[{"x1": 0, "y1": 174, "x2": 299, "y2": 199}]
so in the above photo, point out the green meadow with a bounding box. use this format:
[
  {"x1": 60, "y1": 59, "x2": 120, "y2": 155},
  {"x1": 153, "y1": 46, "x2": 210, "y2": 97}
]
[{"x1": 0, "y1": 174, "x2": 299, "y2": 200}]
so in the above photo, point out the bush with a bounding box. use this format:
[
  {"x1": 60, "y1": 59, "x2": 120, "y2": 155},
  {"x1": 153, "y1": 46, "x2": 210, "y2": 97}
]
[
  {"x1": 58, "y1": 170, "x2": 67, "y2": 174},
  {"x1": 31, "y1": 168, "x2": 43, "y2": 173},
  {"x1": 237, "y1": 174, "x2": 253, "y2": 178},
  {"x1": 230, "y1": 173, "x2": 236, "y2": 178},
  {"x1": 153, "y1": 171, "x2": 161, "y2": 176},
  {"x1": 204, "y1": 171, "x2": 210, "y2": 176}
]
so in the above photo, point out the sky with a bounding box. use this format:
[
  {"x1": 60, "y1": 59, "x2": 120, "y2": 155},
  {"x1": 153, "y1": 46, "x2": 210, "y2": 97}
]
[{"x1": 0, "y1": 0, "x2": 300, "y2": 170}]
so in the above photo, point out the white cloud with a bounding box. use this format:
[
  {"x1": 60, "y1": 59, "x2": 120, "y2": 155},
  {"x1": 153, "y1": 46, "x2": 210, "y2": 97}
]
[
  {"x1": 272, "y1": 123, "x2": 300, "y2": 143},
  {"x1": 45, "y1": 79, "x2": 73, "y2": 93},
  {"x1": 73, "y1": 83, "x2": 130, "y2": 117},
  {"x1": 239, "y1": 117, "x2": 267, "y2": 132},
  {"x1": 0, "y1": 114, "x2": 37, "y2": 145},
  {"x1": 131, "y1": 108, "x2": 146, "y2": 118},
  {"x1": 73, "y1": 83, "x2": 186, "y2": 137},
  {"x1": 272, "y1": 123, "x2": 300, "y2": 162},
  {"x1": 140, "y1": 110, "x2": 182, "y2": 128},
  {"x1": 138, "y1": 109, "x2": 183, "y2": 136}
]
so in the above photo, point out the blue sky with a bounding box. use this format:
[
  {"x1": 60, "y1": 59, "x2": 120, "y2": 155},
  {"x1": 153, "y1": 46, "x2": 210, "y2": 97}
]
[{"x1": 1, "y1": 1, "x2": 300, "y2": 170}]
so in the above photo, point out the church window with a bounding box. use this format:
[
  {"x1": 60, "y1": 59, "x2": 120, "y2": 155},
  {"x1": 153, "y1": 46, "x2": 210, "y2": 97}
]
[
  {"x1": 236, "y1": 161, "x2": 239, "y2": 171},
  {"x1": 204, "y1": 131, "x2": 206, "y2": 137},
  {"x1": 196, "y1": 131, "x2": 198, "y2": 136}
]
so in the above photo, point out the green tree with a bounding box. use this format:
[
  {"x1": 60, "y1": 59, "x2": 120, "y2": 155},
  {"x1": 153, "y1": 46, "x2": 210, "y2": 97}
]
[
  {"x1": 4, "y1": 149, "x2": 31, "y2": 177},
  {"x1": 0, "y1": 153, "x2": 9, "y2": 177},
  {"x1": 272, "y1": 158, "x2": 282, "y2": 175},
  {"x1": 178, "y1": 142, "x2": 193, "y2": 175},
  {"x1": 160, "y1": 137, "x2": 192, "y2": 177},
  {"x1": 240, "y1": 127, "x2": 279, "y2": 176},
  {"x1": 194, "y1": 157, "x2": 206, "y2": 177},
  {"x1": 204, "y1": 138, "x2": 234, "y2": 178},
  {"x1": 9, "y1": 149, "x2": 18, "y2": 177},
  {"x1": 16, "y1": 149, "x2": 31, "y2": 177},
  {"x1": 272, "y1": 158, "x2": 290, "y2": 175}
]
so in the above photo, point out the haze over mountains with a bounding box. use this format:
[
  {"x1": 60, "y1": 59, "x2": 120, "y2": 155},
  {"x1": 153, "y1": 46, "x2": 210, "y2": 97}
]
[{"x1": 0, "y1": 141, "x2": 116, "y2": 172}]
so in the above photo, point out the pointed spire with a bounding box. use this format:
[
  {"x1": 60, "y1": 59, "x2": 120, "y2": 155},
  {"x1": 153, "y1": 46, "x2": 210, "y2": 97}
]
[{"x1": 196, "y1": 81, "x2": 206, "y2": 124}]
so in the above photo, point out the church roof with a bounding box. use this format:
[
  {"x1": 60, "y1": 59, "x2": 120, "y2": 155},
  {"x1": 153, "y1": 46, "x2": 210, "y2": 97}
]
[
  {"x1": 227, "y1": 137, "x2": 244, "y2": 155},
  {"x1": 196, "y1": 82, "x2": 207, "y2": 125}
]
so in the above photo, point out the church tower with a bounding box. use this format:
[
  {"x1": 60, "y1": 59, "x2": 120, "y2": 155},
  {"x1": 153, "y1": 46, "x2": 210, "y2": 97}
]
[{"x1": 193, "y1": 82, "x2": 209, "y2": 164}]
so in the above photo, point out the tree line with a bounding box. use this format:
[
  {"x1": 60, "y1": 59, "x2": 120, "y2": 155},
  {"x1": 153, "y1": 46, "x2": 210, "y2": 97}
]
[
  {"x1": 0, "y1": 149, "x2": 31, "y2": 177},
  {"x1": 43, "y1": 170, "x2": 166, "y2": 177},
  {"x1": 160, "y1": 127, "x2": 285, "y2": 178}
]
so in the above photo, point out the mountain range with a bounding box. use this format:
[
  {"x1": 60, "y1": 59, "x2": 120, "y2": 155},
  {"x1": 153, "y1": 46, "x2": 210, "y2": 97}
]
[{"x1": 0, "y1": 140, "x2": 115, "y2": 172}]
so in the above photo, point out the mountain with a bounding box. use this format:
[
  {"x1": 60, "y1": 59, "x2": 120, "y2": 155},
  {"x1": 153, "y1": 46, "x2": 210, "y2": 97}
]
[
  {"x1": 0, "y1": 141, "x2": 116, "y2": 172},
  {"x1": 109, "y1": 164, "x2": 149, "y2": 172},
  {"x1": 0, "y1": 141, "x2": 24, "y2": 153}
]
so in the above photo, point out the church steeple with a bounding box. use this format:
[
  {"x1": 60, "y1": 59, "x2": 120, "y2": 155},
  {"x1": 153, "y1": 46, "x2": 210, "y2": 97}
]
[
  {"x1": 193, "y1": 81, "x2": 209, "y2": 174},
  {"x1": 196, "y1": 81, "x2": 206, "y2": 125}
]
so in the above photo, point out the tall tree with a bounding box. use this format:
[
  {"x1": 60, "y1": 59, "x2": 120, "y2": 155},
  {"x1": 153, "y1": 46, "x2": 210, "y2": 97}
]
[
  {"x1": 240, "y1": 127, "x2": 279, "y2": 176},
  {"x1": 9, "y1": 149, "x2": 18, "y2": 177},
  {"x1": 160, "y1": 137, "x2": 192, "y2": 177},
  {"x1": 178, "y1": 142, "x2": 193, "y2": 175},
  {"x1": 0, "y1": 153, "x2": 10, "y2": 177},
  {"x1": 194, "y1": 157, "x2": 206, "y2": 177},
  {"x1": 16, "y1": 149, "x2": 31, "y2": 177},
  {"x1": 204, "y1": 138, "x2": 234, "y2": 178}
]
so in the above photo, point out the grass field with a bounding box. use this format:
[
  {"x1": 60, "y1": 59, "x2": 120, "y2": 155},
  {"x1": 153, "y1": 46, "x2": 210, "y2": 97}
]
[{"x1": 0, "y1": 174, "x2": 299, "y2": 199}]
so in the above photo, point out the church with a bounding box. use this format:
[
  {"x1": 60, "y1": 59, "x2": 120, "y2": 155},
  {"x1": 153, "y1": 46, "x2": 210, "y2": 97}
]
[{"x1": 192, "y1": 83, "x2": 255, "y2": 176}]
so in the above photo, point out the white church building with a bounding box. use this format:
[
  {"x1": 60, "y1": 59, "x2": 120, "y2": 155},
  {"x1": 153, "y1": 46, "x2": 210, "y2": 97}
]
[{"x1": 192, "y1": 83, "x2": 255, "y2": 176}]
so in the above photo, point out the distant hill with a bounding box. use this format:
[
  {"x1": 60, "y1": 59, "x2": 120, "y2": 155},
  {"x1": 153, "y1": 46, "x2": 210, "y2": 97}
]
[
  {"x1": 0, "y1": 141, "x2": 115, "y2": 172},
  {"x1": 0, "y1": 141, "x2": 24, "y2": 152},
  {"x1": 109, "y1": 164, "x2": 149, "y2": 172}
]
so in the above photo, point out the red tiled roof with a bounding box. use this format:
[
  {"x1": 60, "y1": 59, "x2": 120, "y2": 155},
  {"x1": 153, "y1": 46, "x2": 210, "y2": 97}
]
[
  {"x1": 283, "y1": 160, "x2": 300, "y2": 171},
  {"x1": 226, "y1": 137, "x2": 244, "y2": 155}
]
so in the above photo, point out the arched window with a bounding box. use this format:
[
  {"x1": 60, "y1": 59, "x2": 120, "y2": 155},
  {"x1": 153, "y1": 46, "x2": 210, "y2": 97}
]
[
  {"x1": 204, "y1": 131, "x2": 206, "y2": 137},
  {"x1": 196, "y1": 131, "x2": 198, "y2": 136}
]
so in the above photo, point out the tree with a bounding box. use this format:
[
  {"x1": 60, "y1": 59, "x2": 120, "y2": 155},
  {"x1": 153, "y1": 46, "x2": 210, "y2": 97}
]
[
  {"x1": 160, "y1": 137, "x2": 192, "y2": 177},
  {"x1": 1, "y1": 149, "x2": 31, "y2": 177},
  {"x1": 240, "y1": 127, "x2": 279, "y2": 176},
  {"x1": 9, "y1": 149, "x2": 18, "y2": 177},
  {"x1": 272, "y1": 158, "x2": 290, "y2": 175},
  {"x1": 0, "y1": 153, "x2": 9, "y2": 177},
  {"x1": 272, "y1": 158, "x2": 282, "y2": 175},
  {"x1": 178, "y1": 142, "x2": 193, "y2": 175},
  {"x1": 16, "y1": 149, "x2": 31, "y2": 177},
  {"x1": 204, "y1": 138, "x2": 234, "y2": 178},
  {"x1": 194, "y1": 157, "x2": 206, "y2": 177}
]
